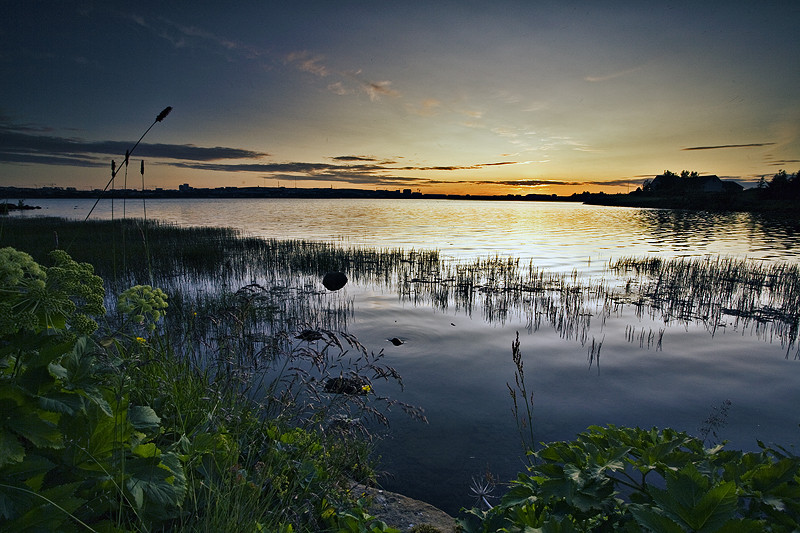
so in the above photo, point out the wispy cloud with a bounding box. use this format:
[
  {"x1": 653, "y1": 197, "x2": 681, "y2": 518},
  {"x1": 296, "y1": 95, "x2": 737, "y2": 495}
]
[
  {"x1": 327, "y1": 82, "x2": 351, "y2": 95},
  {"x1": 331, "y1": 155, "x2": 379, "y2": 162},
  {"x1": 405, "y1": 98, "x2": 441, "y2": 116},
  {"x1": 765, "y1": 160, "x2": 800, "y2": 167},
  {"x1": 126, "y1": 12, "x2": 398, "y2": 104},
  {"x1": 491, "y1": 179, "x2": 582, "y2": 187},
  {"x1": 682, "y1": 142, "x2": 775, "y2": 151},
  {"x1": 0, "y1": 122, "x2": 267, "y2": 167},
  {"x1": 396, "y1": 161, "x2": 517, "y2": 171},
  {"x1": 285, "y1": 51, "x2": 330, "y2": 76},
  {"x1": 362, "y1": 80, "x2": 401, "y2": 101}
]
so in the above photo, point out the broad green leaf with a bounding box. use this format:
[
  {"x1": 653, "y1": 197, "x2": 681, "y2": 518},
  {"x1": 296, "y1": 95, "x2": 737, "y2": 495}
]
[
  {"x1": 650, "y1": 465, "x2": 738, "y2": 532},
  {"x1": 129, "y1": 405, "x2": 161, "y2": 433},
  {"x1": 693, "y1": 481, "x2": 738, "y2": 532},
  {"x1": 0, "y1": 431, "x2": 25, "y2": 467},
  {"x1": 743, "y1": 457, "x2": 800, "y2": 492},
  {"x1": 713, "y1": 519, "x2": 767, "y2": 533},
  {"x1": 9, "y1": 481, "x2": 84, "y2": 531},
  {"x1": 629, "y1": 504, "x2": 685, "y2": 533},
  {"x1": 0, "y1": 452, "x2": 54, "y2": 482},
  {"x1": 0, "y1": 482, "x2": 34, "y2": 521},
  {"x1": 78, "y1": 386, "x2": 113, "y2": 417},
  {"x1": 16, "y1": 364, "x2": 56, "y2": 396},
  {"x1": 37, "y1": 391, "x2": 85, "y2": 415},
  {"x1": 125, "y1": 455, "x2": 183, "y2": 515},
  {"x1": 133, "y1": 442, "x2": 160, "y2": 458},
  {"x1": 6, "y1": 408, "x2": 63, "y2": 448},
  {"x1": 47, "y1": 361, "x2": 68, "y2": 380}
]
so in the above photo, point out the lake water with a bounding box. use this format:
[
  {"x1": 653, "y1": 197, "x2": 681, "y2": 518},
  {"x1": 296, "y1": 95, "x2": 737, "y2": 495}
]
[{"x1": 12, "y1": 198, "x2": 800, "y2": 514}]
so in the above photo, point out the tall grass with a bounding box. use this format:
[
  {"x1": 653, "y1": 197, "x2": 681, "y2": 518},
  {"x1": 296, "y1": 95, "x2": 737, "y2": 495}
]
[{"x1": 3, "y1": 216, "x2": 798, "y2": 358}]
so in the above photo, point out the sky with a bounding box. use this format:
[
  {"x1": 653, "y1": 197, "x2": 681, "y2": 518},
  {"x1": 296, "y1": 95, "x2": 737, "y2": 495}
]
[{"x1": 1, "y1": 1, "x2": 798, "y2": 196}]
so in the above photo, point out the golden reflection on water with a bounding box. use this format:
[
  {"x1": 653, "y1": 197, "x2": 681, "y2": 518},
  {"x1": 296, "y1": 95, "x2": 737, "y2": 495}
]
[{"x1": 24, "y1": 198, "x2": 800, "y2": 269}]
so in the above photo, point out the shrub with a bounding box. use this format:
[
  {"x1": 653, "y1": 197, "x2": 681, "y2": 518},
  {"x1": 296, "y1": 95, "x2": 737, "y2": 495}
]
[{"x1": 459, "y1": 424, "x2": 800, "y2": 532}]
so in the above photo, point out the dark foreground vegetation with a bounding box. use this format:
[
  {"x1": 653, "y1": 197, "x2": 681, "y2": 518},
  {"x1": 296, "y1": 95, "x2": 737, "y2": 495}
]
[{"x1": 1, "y1": 216, "x2": 799, "y2": 532}]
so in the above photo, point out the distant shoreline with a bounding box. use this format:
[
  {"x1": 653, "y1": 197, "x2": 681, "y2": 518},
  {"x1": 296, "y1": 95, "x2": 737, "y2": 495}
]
[
  {"x1": 2, "y1": 185, "x2": 797, "y2": 215},
  {"x1": 0, "y1": 185, "x2": 571, "y2": 202}
]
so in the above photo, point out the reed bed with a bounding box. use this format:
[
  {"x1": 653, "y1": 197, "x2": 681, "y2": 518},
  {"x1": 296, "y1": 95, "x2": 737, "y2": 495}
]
[
  {"x1": 610, "y1": 256, "x2": 800, "y2": 357},
  {"x1": 3, "y1": 216, "x2": 798, "y2": 359}
]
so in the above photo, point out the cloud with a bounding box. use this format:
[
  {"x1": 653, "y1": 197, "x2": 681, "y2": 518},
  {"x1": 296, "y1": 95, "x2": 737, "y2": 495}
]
[
  {"x1": 406, "y1": 98, "x2": 441, "y2": 117},
  {"x1": 766, "y1": 160, "x2": 800, "y2": 166},
  {"x1": 682, "y1": 143, "x2": 775, "y2": 151},
  {"x1": 285, "y1": 51, "x2": 330, "y2": 76},
  {"x1": 396, "y1": 161, "x2": 517, "y2": 171},
  {"x1": 327, "y1": 82, "x2": 351, "y2": 95},
  {"x1": 490, "y1": 179, "x2": 582, "y2": 187},
  {"x1": 331, "y1": 155, "x2": 381, "y2": 162},
  {"x1": 362, "y1": 80, "x2": 400, "y2": 101},
  {"x1": 0, "y1": 123, "x2": 268, "y2": 167}
]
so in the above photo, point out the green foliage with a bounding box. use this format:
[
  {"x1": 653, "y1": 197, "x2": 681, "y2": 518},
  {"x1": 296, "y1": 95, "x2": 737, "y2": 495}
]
[
  {"x1": 0, "y1": 247, "x2": 104, "y2": 338},
  {"x1": 459, "y1": 425, "x2": 800, "y2": 532},
  {"x1": 326, "y1": 503, "x2": 400, "y2": 533},
  {"x1": 0, "y1": 249, "x2": 183, "y2": 531},
  {"x1": 117, "y1": 284, "x2": 168, "y2": 332},
  {"x1": 1, "y1": 247, "x2": 390, "y2": 531}
]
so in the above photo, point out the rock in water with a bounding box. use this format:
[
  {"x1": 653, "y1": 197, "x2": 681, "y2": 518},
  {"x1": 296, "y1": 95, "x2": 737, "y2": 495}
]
[
  {"x1": 295, "y1": 329, "x2": 324, "y2": 342},
  {"x1": 324, "y1": 376, "x2": 368, "y2": 395},
  {"x1": 322, "y1": 271, "x2": 348, "y2": 291},
  {"x1": 388, "y1": 337, "x2": 404, "y2": 346}
]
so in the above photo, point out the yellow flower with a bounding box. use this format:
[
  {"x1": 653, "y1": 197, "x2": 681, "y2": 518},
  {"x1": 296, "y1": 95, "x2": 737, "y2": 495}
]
[
  {"x1": 135, "y1": 336, "x2": 146, "y2": 345},
  {"x1": 361, "y1": 384, "x2": 372, "y2": 393}
]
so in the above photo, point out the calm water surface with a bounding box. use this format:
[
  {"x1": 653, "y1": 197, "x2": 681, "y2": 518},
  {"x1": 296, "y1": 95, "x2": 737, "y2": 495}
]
[
  {"x1": 18, "y1": 197, "x2": 800, "y2": 266},
  {"x1": 14, "y1": 198, "x2": 800, "y2": 513}
]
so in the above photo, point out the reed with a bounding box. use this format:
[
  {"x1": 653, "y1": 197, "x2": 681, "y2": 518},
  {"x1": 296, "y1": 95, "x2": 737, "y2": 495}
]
[{"x1": 4, "y1": 216, "x2": 797, "y2": 358}]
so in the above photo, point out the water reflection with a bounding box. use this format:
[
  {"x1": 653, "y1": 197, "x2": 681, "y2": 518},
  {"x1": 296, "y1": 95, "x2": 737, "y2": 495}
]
[{"x1": 17, "y1": 198, "x2": 800, "y2": 267}]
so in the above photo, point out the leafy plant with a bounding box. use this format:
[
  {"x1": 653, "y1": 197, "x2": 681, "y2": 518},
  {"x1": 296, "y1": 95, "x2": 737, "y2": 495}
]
[
  {"x1": 460, "y1": 424, "x2": 800, "y2": 532},
  {"x1": 0, "y1": 247, "x2": 184, "y2": 531},
  {"x1": 461, "y1": 333, "x2": 800, "y2": 533}
]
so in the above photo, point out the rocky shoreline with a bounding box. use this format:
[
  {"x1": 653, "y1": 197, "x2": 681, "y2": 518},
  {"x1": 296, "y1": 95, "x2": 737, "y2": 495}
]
[{"x1": 352, "y1": 484, "x2": 458, "y2": 532}]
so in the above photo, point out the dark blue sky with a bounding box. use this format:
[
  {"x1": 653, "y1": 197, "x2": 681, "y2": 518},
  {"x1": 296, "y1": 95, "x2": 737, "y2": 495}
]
[{"x1": 2, "y1": 1, "x2": 798, "y2": 194}]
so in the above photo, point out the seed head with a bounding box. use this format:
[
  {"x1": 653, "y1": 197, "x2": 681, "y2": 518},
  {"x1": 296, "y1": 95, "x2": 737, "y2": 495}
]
[{"x1": 156, "y1": 106, "x2": 172, "y2": 122}]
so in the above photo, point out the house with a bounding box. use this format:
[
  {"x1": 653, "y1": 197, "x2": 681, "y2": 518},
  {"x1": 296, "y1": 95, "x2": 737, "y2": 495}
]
[{"x1": 647, "y1": 173, "x2": 743, "y2": 196}]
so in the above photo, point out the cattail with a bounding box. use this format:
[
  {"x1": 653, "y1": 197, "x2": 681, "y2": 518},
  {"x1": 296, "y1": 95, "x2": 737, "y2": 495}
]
[
  {"x1": 140, "y1": 160, "x2": 144, "y2": 176},
  {"x1": 125, "y1": 149, "x2": 130, "y2": 166},
  {"x1": 156, "y1": 106, "x2": 172, "y2": 122},
  {"x1": 111, "y1": 160, "x2": 116, "y2": 174}
]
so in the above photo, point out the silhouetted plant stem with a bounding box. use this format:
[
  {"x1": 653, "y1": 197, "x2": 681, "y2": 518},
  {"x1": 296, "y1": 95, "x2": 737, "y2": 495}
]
[
  {"x1": 82, "y1": 106, "x2": 172, "y2": 224},
  {"x1": 507, "y1": 331, "x2": 536, "y2": 458}
]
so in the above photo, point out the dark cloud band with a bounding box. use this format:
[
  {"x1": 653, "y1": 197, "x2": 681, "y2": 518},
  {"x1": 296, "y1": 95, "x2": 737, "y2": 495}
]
[{"x1": 682, "y1": 143, "x2": 774, "y2": 151}]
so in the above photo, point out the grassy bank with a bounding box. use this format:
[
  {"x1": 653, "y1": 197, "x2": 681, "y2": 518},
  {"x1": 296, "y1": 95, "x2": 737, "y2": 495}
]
[
  {"x1": 0, "y1": 245, "x2": 408, "y2": 531},
  {"x1": 3, "y1": 216, "x2": 800, "y2": 531}
]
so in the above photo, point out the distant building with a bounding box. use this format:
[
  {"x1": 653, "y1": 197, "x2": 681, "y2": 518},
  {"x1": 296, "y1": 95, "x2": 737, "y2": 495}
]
[
  {"x1": 646, "y1": 173, "x2": 742, "y2": 196},
  {"x1": 179, "y1": 183, "x2": 192, "y2": 192}
]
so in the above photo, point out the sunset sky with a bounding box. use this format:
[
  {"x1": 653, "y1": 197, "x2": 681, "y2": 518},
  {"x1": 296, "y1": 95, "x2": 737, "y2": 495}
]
[{"x1": 1, "y1": 1, "x2": 798, "y2": 195}]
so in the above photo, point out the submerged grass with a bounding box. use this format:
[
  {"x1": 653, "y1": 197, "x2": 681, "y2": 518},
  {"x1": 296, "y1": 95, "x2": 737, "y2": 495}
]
[{"x1": 3, "y1": 216, "x2": 798, "y2": 359}]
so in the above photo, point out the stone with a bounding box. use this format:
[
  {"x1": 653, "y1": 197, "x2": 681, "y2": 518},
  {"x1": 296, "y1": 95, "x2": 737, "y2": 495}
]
[{"x1": 323, "y1": 271, "x2": 348, "y2": 291}]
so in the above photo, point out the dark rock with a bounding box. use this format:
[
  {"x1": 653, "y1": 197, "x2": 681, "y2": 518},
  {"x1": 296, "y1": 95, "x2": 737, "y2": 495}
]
[
  {"x1": 295, "y1": 329, "x2": 324, "y2": 342},
  {"x1": 388, "y1": 337, "x2": 404, "y2": 346},
  {"x1": 322, "y1": 271, "x2": 348, "y2": 291},
  {"x1": 324, "y1": 376, "x2": 368, "y2": 395}
]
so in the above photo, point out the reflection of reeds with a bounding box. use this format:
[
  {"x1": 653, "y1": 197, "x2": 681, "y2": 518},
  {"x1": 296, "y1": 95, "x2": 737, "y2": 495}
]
[
  {"x1": 612, "y1": 256, "x2": 800, "y2": 358},
  {"x1": 4, "y1": 217, "x2": 798, "y2": 359}
]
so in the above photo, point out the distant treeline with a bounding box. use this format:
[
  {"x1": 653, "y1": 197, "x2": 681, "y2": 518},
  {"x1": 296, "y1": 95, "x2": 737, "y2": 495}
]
[{"x1": 579, "y1": 169, "x2": 800, "y2": 213}]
